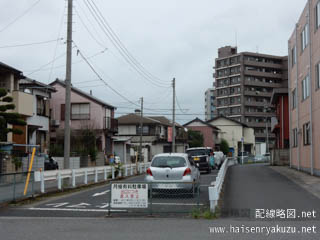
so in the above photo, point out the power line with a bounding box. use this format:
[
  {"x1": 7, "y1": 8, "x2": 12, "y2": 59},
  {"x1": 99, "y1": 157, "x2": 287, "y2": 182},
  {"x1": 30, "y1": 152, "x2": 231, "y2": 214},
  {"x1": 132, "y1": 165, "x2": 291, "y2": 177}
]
[
  {"x1": 75, "y1": 7, "x2": 106, "y2": 49},
  {"x1": 81, "y1": 0, "x2": 171, "y2": 88},
  {"x1": 0, "y1": 38, "x2": 63, "y2": 49},
  {"x1": 176, "y1": 95, "x2": 189, "y2": 114},
  {"x1": 89, "y1": 0, "x2": 171, "y2": 86},
  {"x1": 0, "y1": 0, "x2": 42, "y2": 33},
  {"x1": 73, "y1": 43, "x2": 140, "y2": 107}
]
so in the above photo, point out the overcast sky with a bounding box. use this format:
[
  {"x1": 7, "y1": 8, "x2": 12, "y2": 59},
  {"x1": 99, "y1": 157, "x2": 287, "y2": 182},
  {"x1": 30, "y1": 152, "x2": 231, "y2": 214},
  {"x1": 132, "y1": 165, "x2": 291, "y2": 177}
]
[{"x1": 0, "y1": 0, "x2": 307, "y2": 123}]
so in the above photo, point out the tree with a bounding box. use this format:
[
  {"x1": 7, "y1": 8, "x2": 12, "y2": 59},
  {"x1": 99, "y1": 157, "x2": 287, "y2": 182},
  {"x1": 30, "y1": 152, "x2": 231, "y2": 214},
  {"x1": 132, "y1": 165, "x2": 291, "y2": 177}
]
[
  {"x1": 0, "y1": 88, "x2": 26, "y2": 141},
  {"x1": 220, "y1": 138, "x2": 230, "y2": 155},
  {"x1": 187, "y1": 130, "x2": 204, "y2": 148}
]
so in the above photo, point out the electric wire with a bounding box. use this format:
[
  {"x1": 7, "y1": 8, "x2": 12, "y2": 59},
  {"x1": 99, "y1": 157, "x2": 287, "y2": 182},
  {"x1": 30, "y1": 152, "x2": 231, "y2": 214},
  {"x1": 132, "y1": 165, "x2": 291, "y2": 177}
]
[
  {"x1": 88, "y1": 0, "x2": 171, "y2": 86},
  {"x1": 81, "y1": 0, "x2": 171, "y2": 88},
  {"x1": 0, "y1": 38, "x2": 63, "y2": 49},
  {"x1": 0, "y1": 0, "x2": 42, "y2": 33}
]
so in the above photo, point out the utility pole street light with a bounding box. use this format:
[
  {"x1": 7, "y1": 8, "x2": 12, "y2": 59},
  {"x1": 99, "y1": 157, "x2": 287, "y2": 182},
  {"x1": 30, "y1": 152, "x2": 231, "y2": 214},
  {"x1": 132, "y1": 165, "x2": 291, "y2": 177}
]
[
  {"x1": 64, "y1": 0, "x2": 73, "y2": 170},
  {"x1": 172, "y1": 78, "x2": 176, "y2": 153},
  {"x1": 139, "y1": 97, "x2": 143, "y2": 162}
]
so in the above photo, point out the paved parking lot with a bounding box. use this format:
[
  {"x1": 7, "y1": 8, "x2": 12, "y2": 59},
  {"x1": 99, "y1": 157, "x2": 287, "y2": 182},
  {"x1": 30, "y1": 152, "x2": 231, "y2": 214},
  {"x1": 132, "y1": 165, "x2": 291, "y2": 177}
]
[{"x1": 0, "y1": 170, "x2": 218, "y2": 218}]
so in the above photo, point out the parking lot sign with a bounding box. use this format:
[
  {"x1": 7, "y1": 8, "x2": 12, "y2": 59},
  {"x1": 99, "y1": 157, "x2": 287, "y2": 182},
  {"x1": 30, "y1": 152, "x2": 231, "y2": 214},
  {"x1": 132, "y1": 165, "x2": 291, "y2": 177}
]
[{"x1": 111, "y1": 183, "x2": 148, "y2": 208}]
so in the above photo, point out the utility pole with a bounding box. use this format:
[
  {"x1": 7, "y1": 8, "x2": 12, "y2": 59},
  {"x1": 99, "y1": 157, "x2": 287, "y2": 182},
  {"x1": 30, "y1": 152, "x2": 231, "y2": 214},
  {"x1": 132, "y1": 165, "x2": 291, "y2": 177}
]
[
  {"x1": 139, "y1": 97, "x2": 143, "y2": 162},
  {"x1": 64, "y1": 0, "x2": 73, "y2": 169},
  {"x1": 172, "y1": 78, "x2": 176, "y2": 153}
]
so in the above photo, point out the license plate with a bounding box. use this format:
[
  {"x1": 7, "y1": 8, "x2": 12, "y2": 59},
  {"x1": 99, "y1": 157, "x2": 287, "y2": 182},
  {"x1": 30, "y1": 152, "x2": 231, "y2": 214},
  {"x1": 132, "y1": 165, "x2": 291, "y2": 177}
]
[
  {"x1": 157, "y1": 184, "x2": 176, "y2": 189},
  {"x1": 194, "y1": 157, "x2": 200, "y2": 161}
]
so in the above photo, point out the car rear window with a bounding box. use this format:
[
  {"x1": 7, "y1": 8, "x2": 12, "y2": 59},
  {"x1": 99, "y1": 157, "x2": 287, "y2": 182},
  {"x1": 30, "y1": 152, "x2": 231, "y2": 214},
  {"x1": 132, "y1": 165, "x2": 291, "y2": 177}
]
[
  {"x1": 151, "y1": 156, "x2": 187, "y2": 168},
  {"x1": 187, "y1": 149, "x2": 210, "y2": 157}
]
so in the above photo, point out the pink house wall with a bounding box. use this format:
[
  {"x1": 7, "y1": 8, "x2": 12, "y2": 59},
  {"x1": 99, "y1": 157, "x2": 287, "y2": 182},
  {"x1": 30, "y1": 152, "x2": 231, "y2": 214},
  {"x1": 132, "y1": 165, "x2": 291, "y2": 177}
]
[
  {"x1": 186, "y1": 126, "x2": 216, "y2": 149},
  {"x1": 50, "y1": 83, "x2": 107, "y2": 130}
]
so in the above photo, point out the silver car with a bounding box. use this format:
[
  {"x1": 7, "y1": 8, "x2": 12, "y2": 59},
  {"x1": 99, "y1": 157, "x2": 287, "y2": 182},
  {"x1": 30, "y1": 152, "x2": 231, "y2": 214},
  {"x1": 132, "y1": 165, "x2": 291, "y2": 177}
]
[{"x1": 145, "y1": 153, "x2": 200, "y2": 192}]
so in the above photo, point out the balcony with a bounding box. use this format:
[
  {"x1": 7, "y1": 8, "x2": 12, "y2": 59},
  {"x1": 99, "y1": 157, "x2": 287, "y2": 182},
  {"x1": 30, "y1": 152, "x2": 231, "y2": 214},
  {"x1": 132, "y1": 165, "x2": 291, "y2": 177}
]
[
  {"x1": 244, "y1": 90, "x2": 272, "y2": 97},
  {"x1": 12, "y1": 91, "x2": 33, "y2": 117},
  {"x1": 245, "y1": 101, "x2": 269, "y2": 107},
  {"x1": 243, "y1": 60, "x2": 283, "y2": 69},
  {"x1": 244, "y1": 80, "x2": 282, "y2": 88},
  {"x1": 103, "y1": 117, "x2": 118, "y2": 133},
  {"x1": 244, "y1": 70, "x2": 283, "y2": 80}
]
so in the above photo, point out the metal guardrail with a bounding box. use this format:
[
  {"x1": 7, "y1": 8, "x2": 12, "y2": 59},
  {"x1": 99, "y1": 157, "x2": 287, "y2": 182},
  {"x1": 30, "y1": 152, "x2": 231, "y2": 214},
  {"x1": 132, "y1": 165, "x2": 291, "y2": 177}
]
[
  {"x1": 208, "y1": 157, "x2": 235, "y2": 212},
  {"x1": 35, "y1": 162, "x2": 151, "y2": 193},
  {"x1": 0, "y1": 163, "x2": 150, "y2": 204}
]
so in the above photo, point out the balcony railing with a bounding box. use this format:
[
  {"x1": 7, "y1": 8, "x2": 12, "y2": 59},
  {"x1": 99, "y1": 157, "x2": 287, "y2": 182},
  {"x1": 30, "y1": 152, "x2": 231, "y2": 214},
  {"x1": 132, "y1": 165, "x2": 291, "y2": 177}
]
[{"x1": 103, "y1": 117, "x2": 118, "y2": 133}]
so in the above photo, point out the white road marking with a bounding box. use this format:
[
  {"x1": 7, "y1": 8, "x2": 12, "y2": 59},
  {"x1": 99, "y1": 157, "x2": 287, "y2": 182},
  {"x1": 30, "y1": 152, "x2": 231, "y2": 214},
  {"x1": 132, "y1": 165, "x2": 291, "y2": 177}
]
[
  {"x1": 27, "y1": 207, "x2": 126, "y2": 212},
  {"x1": 92, "y1": 190, "x2": 110, "y2": 197},
  {"x1": 67, "y1": 203, "x2": 91, "y2": 208},
  {"x1": 46, "y1": 202, "x2": 69, "y2": 208},
  {"x1": 96, "y1": 203, "x2": 109, "y2": 209}
]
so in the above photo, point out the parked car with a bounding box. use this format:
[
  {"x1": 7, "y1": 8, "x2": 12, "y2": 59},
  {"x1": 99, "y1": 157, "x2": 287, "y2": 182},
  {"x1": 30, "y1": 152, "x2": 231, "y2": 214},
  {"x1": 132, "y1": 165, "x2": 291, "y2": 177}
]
[
  {"x1": 44, "y1": 155, "x2": 59, "y2": 170},
  {"x1": 186, "y1": 147, "x2": 212, "y2": 173},
  {"x1": 145, "y1": 153, "x2": 200, "y2": 193}
]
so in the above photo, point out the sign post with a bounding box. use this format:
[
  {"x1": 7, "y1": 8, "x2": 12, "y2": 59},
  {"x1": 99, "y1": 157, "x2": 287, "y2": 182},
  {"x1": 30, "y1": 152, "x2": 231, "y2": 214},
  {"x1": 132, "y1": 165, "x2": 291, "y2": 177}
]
[{"x1": 241, "y1": 137, "x2": 244, "y2": 165}]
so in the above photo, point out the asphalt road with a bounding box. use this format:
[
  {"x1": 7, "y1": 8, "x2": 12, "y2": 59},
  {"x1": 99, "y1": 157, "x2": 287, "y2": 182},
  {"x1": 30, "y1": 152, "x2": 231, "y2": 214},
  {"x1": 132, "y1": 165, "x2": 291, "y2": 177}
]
[
  {"x1": 222, "y1": 164, "x2": 320, "y2": 220},
  {"x1": 0, "y1": 217, "x2": 318, "y2": 240},
  {"x1": 0, "y1": 170, "x2": 218, "y2": 218}
]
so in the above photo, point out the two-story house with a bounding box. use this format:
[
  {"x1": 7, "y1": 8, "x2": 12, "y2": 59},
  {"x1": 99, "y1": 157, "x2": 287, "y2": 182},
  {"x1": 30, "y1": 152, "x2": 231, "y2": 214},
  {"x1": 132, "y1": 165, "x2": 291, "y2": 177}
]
[
  {"x1": 19, "y1": 78, "x2": 56, "y2": 153},
  {"x1": 116, "y1": 112, "x2": 188, "y2": 162},
  {"x1": 0, "y1": 62, "x2": 33, "y2": 150},
  {"x1": 49, "y1": 79, "x2": 118, "y2": 164},
  {"x1": 183, "y1": 118, "x2": 220, "y2": 150}
]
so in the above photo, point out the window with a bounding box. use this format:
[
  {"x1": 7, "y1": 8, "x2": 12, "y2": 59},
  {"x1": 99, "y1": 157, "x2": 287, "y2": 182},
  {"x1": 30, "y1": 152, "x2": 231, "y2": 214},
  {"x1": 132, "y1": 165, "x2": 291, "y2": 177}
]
[
  {"x1": 292, "y1": 89, "x2": 297, "y2": 109},
  {"x1": 303, "y1": 122, "x2": 311, "y2": 145},
  {"x1": 37, "y1": 96, "x2": 46, "y2": 116},
  {"x1": 71, "y1": 103, "x2": 90, "y2": 120},
  {"x1": 316, "y1": 1, "x2": 320, "y2": 29},
  {"x1": 301, "y1": 23, "x2": 309, "y2": 51},
  {"x1": 291, "y1": 45, "x2": 296, "y2": 66},
  {"x1": 292, "y1": 128, "x2": 298, "y2": 147},
  {"x1": 316, "y1": 62, "x2": 320, "y2": 89},
  {"x1": 137, "y1": 125, "x2": 149, "y2": 135},
  {"x1": 302, "y1": 75, "x2": 310, "y2": 100}
]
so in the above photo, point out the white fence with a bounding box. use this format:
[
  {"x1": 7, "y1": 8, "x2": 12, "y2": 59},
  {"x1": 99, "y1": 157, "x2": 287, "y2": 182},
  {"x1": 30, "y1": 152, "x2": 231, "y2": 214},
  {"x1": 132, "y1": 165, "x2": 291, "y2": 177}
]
[
  {"x1": 208, "y1": 157, "x2": 235, "y2": 212},
  {"x1": 34, "y1": 162, "x2": 150, "y2": 194}
]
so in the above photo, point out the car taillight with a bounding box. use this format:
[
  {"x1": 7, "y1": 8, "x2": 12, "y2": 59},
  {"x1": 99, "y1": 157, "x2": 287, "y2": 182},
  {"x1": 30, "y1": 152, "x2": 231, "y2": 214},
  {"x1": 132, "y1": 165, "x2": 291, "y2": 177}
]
[
  {"x1": 183, "y1": 167, "x2": 191, "y2": 176},
  {"x1": 146, "y1": 168, "x2": 153, "y2": 176}
]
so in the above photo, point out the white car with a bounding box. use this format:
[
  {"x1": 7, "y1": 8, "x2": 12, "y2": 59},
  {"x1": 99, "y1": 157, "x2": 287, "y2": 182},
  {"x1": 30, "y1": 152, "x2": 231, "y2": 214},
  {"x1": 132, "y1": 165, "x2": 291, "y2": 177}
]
[{"x1": 145, "y1": 153, "x2": 200, "y2": 193}]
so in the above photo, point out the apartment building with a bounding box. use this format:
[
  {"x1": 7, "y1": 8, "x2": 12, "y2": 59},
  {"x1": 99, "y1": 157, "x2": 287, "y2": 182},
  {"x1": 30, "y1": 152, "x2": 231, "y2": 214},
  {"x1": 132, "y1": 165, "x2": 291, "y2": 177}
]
[
  {"x1": 205, "y1": 87, "x2": 216, "y2": 121},
  {"x1": 288, "y1": 0, "x2": 320, "y2": 176},
  {"x1": 213, "y1": 46, "x2": 288, "y2": 145}
]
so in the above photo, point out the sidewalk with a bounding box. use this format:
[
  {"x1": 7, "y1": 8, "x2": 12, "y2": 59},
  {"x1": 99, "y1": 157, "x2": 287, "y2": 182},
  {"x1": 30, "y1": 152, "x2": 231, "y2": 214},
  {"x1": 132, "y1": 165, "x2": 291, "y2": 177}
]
[
  {"x1": 270, "y1": 166, "x2": 320, "y2": 200},
  {"x1": 221, "y1": 164, "x2": 320, "y2": 218}
]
